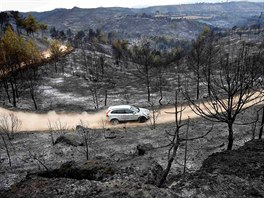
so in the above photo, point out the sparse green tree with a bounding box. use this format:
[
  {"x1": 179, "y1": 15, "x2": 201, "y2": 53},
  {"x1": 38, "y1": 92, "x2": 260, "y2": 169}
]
[
  {"x1": 50, "y1": 40, "x2": 63, "y2": 73},
  {"x1": 22, "y1": 14, "x2": 39, "y2": 36},
  {"x1": 39, "y1": 23, "x2": 48, "y2": 38},
  {"x1": 112, "y1": 39, "x2": 128, "y2": 66},
  {"x1": 0, "y1": 27, "x2": 41, "y2": 107}
]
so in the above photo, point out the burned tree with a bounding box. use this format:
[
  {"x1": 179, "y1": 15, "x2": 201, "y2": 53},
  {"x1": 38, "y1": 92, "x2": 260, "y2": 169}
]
[
  {"x1": 157, "y1": 89, "x2": 212, "y2": 187},
  {"x1": 0, "y1": 113, "x2": 21, "y2": 167},
  {"x1": 258, "y1": 42, "x2": 264, "y2": 139},
  {"x1": 0, "y1": 113, "x2": 21, "y2": 140},
  {"x1": 131, "y1": 42, "x2": 156, "y2": 102},
  {"x1": 77, "y1": 121, "x2": 99, "y2": 160},
  {"x1": 185, "y1": 42, "x2": 263, "y2": 150},
  {"x1": 153, "y1": 48, "x2": 183, "y2": 105},
  {"x1": 187, "y1": 27, "x2": 213, "y2": 100}
]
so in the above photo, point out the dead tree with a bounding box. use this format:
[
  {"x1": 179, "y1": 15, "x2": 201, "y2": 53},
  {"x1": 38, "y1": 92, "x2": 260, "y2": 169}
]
[
  {"x1": 185, "y1": 43, "x2": 263, "y2": 150},
  {"x1": 157, "y1": 90, "x2": 212, "y2": 187},
  {"x1": 154, "y1": 49, "x2": 182, "y2": 105},
  {"x1": 258, "y1": 43, "x2": 264, "y2": 139},
  {"x1": 157, "y1": 90, "x2": 186, "y2": 187},
  {"x1": 0, "y1": 133, "x2": 11, "y2": 167},
  {"x1": 78, "y1": 120, "x2": 99, "y2": 160},
  {"x1": 22, "y1": 67, "x2": 40, "y2": 110},
  {"x1": 131, "y1": 42, "x2": 155, "y2": 102},
  {"x1": 53, "y1": 119, "x2": 68, "y2": 135},
  {"x1": 187, "y1": 29, "x2": 210, "y2": 100},
  {"x1": 47, "y1": 119, "x2": 55, "y2": 146},
  {"x1": 259, "y1": 106, "x2": 264, "y2": 139},
  {"x1": 89, "y1": 82, "x2": 100, "y2": 109},
  {"x1": 148, "y1": 101, "x2": 160, "y2": 130},
  {"x1": 0, "y1": 113, "x2": 21, "y2": 167},
  {"x1": 28, "y1": 149, "x2": 49, "y2": 171}
]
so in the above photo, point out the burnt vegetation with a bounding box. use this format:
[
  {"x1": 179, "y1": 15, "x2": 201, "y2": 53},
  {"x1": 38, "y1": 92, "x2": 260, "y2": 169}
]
[{"x1": 0, "y1": 4, "x2": 264, "y2": 197}]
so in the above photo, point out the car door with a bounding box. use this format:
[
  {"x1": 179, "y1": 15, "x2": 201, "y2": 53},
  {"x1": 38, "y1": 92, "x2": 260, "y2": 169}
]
[
  {"x1": 111, "y1": 109, "x2": 126, "y2": 121},
  {"x1": 124, "y1": 108, "x2": 137, "y2": 121}
]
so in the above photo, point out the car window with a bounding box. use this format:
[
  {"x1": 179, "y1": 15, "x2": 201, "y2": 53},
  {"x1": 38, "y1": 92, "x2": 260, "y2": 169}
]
[
  {"x1": 125, "y1": 109, "x2": 134, "y2": 114},
  {"x1": 130, "y1": 106, "x2": 140, "y2": 112},
  {"x1": 111, "y1": 109, "x2": 125, "y2": 114}
]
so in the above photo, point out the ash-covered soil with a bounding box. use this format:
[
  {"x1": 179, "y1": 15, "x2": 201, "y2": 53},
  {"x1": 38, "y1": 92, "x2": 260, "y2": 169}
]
[
  {"x1": 171, "y1": 140, "x2": 264, "y2": 197},
  {"x1": 0, "y1": 46, "x2": 200, "y2": 113},
  {"x1": 1, "y1": 113, "x2": 263, "y2": 197}
]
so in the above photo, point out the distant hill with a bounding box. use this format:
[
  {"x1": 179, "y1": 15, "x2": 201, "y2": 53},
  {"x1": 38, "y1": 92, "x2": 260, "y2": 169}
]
[
  {"x1": 140, "y1": 1, "x2": 263, "y2": 15},
  {"x1": 26, "y1": 1, "x2": 264, "y2": 40}
]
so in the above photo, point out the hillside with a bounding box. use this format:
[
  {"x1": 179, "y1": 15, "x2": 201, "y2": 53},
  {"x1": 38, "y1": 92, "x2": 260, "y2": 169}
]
[{"x1": 26, "y1": 1, "x2": 264, "y2": 40}]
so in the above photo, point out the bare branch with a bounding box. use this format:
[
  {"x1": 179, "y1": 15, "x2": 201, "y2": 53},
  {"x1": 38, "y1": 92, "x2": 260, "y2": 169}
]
[{"x1": 180, "y1": 125, "x2": 213, "y2": 141}]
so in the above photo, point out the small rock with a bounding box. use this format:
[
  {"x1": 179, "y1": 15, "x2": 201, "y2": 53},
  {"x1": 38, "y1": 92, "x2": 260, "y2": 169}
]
[
  {"x1": 55, "y1": 133, "x2": 83, "y2": 146},
  {"x1": 136, "y1": 143, "x2": 154, "y2": 156},
  {"x1": 104, "y1": 130, "x2": 117, "y2": 139},
  {"x1": 76, "y1": 125, "x2": 89, "y2": 133}
]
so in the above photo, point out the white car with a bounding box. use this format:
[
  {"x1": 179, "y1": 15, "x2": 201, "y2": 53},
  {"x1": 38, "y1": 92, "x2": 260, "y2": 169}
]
[{"x1": 106, "y1": 105, "x2": 150, "y2": 125}]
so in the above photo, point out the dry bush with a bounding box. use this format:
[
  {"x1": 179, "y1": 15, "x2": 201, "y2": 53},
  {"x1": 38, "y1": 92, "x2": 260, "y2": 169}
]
[{"x1": 0, "y1": 113, "x2": 21, "y2": 140}]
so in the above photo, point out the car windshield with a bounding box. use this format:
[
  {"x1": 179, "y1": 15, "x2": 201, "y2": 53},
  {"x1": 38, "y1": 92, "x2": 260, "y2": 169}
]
[{"x1": 130, "y1": 106, "x2": 140, "y2": 112}]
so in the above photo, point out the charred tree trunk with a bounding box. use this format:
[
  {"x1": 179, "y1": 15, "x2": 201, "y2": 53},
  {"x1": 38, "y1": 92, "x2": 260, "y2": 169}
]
[
  {"x1": 159, "y1": 86, "x2": 163, "y2": 106},
  {"x1": 146, "y1": 64, "x2": 151, "y2": 102},
  {"x1": 30, "y1": 85, "x2": 38, "y2": 110},
  {"x1": 158, "y1": 75, "x2": 163, "y2": 105},
  {"x1": 259, "y1": 106, "x2": 264, "y2": 139},
  {"x1": 83, "y1": 132, "x2": 89, "y2": 160},
  {"x1": 1, "y1": 135, "x2": 11, "y2": 167},
  {"x1": 227, "y1": 122, "x2": 234, "y2": 150},
  {"x1": 54, "y1": 61, "x2": 57, "y2": 73},
  {"x1": 147, "y1": 83, "x2": 151, "y2": 102},
  {"x1": 104, "y1": 89, "x2": 107, "y2": 106},
  {"x1": 158, "y1": 141, "x2": 179, "y2": 187},
  {"x1": 207, "y1": 67, "x2": 211, "y2": 97},
  {"x1": 196, "y1": 72, "x2": 200, "y2": 100},
  {"x1": 14, "y1": 78, "x2": 19, "y2": 99},
  {"x1": 9, "y1": 79, "x2": 16, "y2": 107},
  {"x1": 95, "y1": 89, "x2": 99, "y2": 109},
  {"x1": 3, "y1": 79, "x2": 11, "y2": 103}
]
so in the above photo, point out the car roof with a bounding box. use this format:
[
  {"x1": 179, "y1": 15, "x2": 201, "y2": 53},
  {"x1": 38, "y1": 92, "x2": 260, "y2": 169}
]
[{"x1": 108, "y1": 105, "x2": 132, "y2": 110}]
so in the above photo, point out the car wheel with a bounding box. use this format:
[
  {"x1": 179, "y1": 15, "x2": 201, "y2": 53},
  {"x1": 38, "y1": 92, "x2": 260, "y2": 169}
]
[
  {"x1": 110, "y1": 119, "x2": 119, "y2": 125},
  {"x1": 138, "y1": 116, "x2": 146, "y2": 123}
]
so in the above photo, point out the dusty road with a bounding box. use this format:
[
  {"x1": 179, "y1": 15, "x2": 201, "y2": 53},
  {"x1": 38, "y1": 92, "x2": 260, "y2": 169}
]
[
  {"x1": 0, "y1": 105, "x2": 195, "y2": 131},
  {"x1": 0, "y1": 92, "x2": 262, "y2": 131}
]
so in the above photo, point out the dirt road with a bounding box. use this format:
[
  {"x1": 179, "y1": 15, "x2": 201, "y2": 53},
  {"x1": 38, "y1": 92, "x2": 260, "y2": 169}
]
[
  {"x1": 0, "y1": 92, "x2": 262, "y2": 131},
  {"x1": 0, "y1": 105, "x2": 194, "y2": 131}
]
